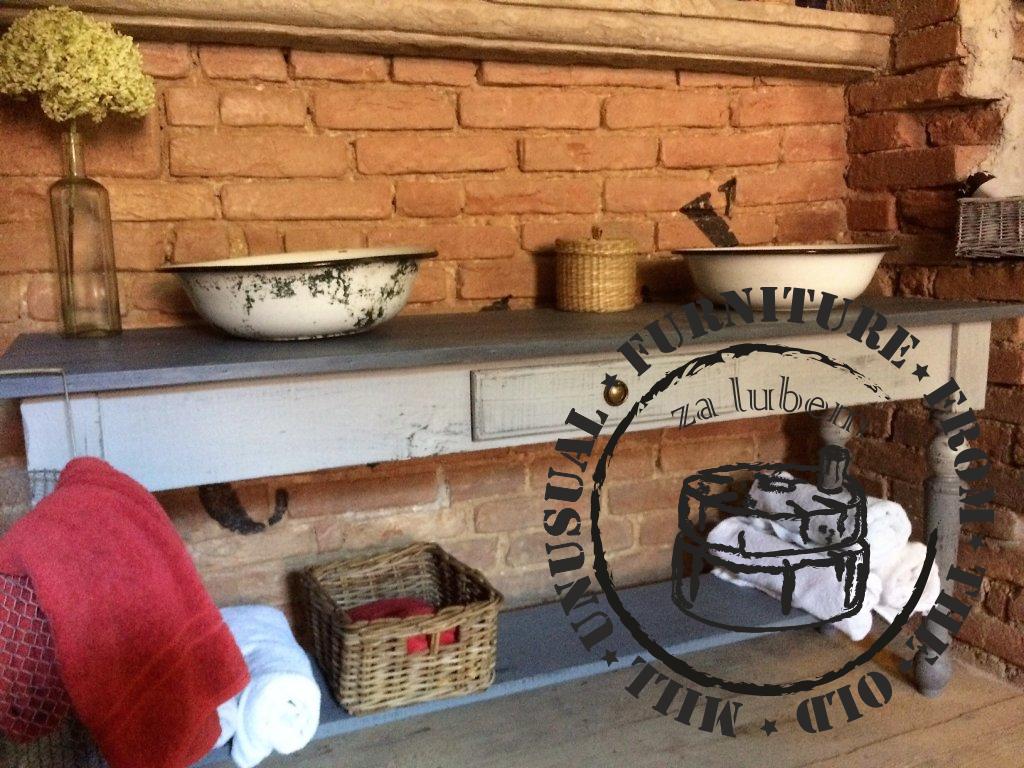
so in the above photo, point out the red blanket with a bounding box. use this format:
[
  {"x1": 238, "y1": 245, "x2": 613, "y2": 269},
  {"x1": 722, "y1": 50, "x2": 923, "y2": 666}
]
[
  {"x1": 348, "y1": 597, "x2": 458, "y2": 654},
  {"x1": 0, "y1": 458, "x2": 249, "y2": 768}
]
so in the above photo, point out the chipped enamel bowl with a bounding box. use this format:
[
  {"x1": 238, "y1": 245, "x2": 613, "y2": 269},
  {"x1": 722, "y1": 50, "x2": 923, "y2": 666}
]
[
  {"x1": 674, "y1": 244, "x2": 896, "y2": 309},
  {"x1": 161, "y1": 247, "x2": 437, "y2": 340}
]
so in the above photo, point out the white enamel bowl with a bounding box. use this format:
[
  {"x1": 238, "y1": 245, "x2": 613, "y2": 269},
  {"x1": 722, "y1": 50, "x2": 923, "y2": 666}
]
[
  {"x1": 675, "y1": 244, "x2": 896, "y2": 309},
  {"x1": 160, "y1": 247, "x2": 436, "y2": 340}
]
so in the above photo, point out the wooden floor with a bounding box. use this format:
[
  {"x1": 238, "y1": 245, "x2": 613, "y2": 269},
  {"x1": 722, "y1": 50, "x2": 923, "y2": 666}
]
[{"x1": 253, "y1": 630, "x2": 1023, "y2": 768}]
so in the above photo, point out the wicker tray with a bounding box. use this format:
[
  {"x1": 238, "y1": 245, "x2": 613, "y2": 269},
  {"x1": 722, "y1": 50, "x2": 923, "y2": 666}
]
[
  {"x1": 302, "y1": 542, "x2": 502, "y2": 715},
  {"x1": 956, "y1": 197, "x2": 1024, "y2": 259}
]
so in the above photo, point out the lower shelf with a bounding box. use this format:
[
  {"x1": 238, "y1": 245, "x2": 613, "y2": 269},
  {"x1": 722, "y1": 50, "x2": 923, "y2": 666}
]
[{"x1": 198, "y1": 577, "x2": 805, "y2": 766}]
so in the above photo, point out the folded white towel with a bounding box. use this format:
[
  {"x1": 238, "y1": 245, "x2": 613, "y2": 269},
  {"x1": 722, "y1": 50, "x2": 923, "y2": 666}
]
[
  {"x1": 707, "y1": 517, "x2": 881, "y2": 641},
  {"x1": 217, "y1": 606, "x2": 322, "y2": 768},
  {"x1": 748, "y1": 471, "x2": 859, "y2": 547},
  {"x1": 863, "y1": 499, "x2": 913, "y2": 574},
  {"x1": 874, "y1": 542, "x2": 941, "y2": 624}
]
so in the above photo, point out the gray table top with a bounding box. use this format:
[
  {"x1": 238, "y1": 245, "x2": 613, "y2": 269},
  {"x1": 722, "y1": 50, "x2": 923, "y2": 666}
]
[{"x1": 1, "y1": 297, "x2": 1023, "y2": 398}]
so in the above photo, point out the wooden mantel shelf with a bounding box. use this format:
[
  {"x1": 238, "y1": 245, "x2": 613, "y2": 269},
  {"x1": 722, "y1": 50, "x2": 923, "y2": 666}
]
[{"x1": 0, "y1": 0, "x2": 894, "y2": 81}]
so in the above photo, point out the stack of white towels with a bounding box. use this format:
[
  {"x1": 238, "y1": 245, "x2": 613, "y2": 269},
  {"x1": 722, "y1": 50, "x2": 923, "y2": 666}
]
[
  {"x1": 708, "y1": 471, "x2": 941, "y2": 641},
  {"x1": 216, "y1": 606, "x2": 322, "y2": 768}
]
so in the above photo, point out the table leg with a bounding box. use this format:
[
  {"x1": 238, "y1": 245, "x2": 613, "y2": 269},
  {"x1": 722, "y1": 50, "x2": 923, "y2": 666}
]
[{"x1": 915, "y1": 405, "x2": 958, "y2": 697}]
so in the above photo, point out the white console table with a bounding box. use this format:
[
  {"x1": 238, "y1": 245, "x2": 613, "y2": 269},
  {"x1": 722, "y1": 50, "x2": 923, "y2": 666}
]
[{"x1": 1, "y1": 297, "x2": 1022, "y2": 741}]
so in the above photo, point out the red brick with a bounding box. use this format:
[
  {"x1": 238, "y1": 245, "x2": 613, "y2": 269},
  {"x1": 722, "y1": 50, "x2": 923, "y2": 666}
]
[
  {"x1": 782, "y1": 124, "x2": 846, "y2": 163},
  {"x1": 899, "y1": 0, "x2": 958, "y2": 30},
  {"x1": 849, "y1": 146, "x2": 987, "y2": 191},
  {"x1": 170, "y1": 133, "x2": 348, "y2": 177},
  {"x1": 0, "y1": 104, "x2": 61, "y2": 175},
  {"x1": 199, "y1": 45, "x2": 287, "y2": 81},
  {"x1": 479, "y1": 62, "x2": 571, "y2": 86},
  {"x1": 987, "y1": 385, "x2": 1024, "y2": 425},
  {"x1": 0, "y1": 276, "x2": 22, "y2": 321},
  {"x1": 676, "y1": 72, "x2": 757, "y2": 88},
  {"x1": 777, "y1": 202, "x2": 847, "y2": 243},
  {"x1": 927, "y1": 106, "x2": 1003, "y2": 147},
  {"x1": 657, "y1": 211, "x2": 775, "y2": 248},
  {"x1": 220, "y1": 88, "x2": 307, "y2": 126},
  {"x1": 990, "y1": 345, "x2": 1024, "y2": 386},
  {"x1": 395, "y1": 180, "x2": 464, "y2": 218},
  {"x1": 848, "y1": 193, "x2": 898, "y2": 232},
  {"x1": 241, "y1": 224, "x2": 283, "y2": 256},
  {"x1": 392, "y1": 57, "x2": 477, "y2": 85},
  {"x1": 733, "y1": 86, "x2": 846, "y2": 126},
  {"x1": 0, "y1": 221, "x2": 56, "y2": 272},
  {"x1": 283, "y1": 225, "x2": 365, "y2": 252},
  {"x1": 457, "y1": 259, "x2": 543, "y2": 299},
  {"x1": 895, "y1": 21, "x2": 964, "y2": 73},
  {"x1": 474, "y1": 495, "x2": 539, "y2": 533},
  {"x1": 368, "y1": 223, "x2": 518, "y2": 260},
  {"x1": 445, "y1": 457, "x2": 527, "y2": 503},
  {"x1": 854, "y1": 439, "x2": 928, "y2": 483},
  {"x1": 661, "y1": 129, "x2": 780, "y2": 169},
  {"x1": 289, "y1": 470, "x2": 441, "y2": 518},
  {"x1": 571, "y1": 66, "x2": 676, "y2": 88},
  {"x1": 932, "y1": 266, "x2": 973, "y2": 299},
  {"x1": 105, "y1": 181, "x2": 218, "y2": 221},
  {"x1": 129, "y1": 273, "x2": 194, "y2": 315},
  {"x1": 521, "y1": 134, "x2": 657, "y2": 171},
  {"x1": 605, "y1": 176, "x2": 719, "y2": 213},
  {"x1": 605, "y1": 90, "x2": 728, "y2": 129},
  {"x1": 173, "y1": 222, "x2": 234, "y2": 264},
  {"x1": 959, "y1": 609, "x2": 1024, "y2": 667},
  {"x1": 506, "y1": 518, "x2": 632, "y2": 567},
  {"x1": 606, "y1": 478, "x2": 680, "y2": 515},
  {"x1": 737, "y1": 162, "x2": 847, "y2": 206},
  {"x1": 408, "y1": 259, "x2": 448, "y2": 304},
  {"x1": 661, "y1": 435, "x2": 760, "y2": 474},
  {"x1": 81, "y1": 115, "x2": 161, "y2": 178},
  {"x1": 637, "y1": 508, "x2": 678, "y2": 547},
  {"x1": 460, "y1": 89, "x2": 600, "y2": 129},
  {"x1": 221, "y1": 180, "x2": 391, "y2": 221},
  {"x1": 314, "y1": 88, "x2": 455, "y2": 130},
  {"x1": 464, "y1": 178, "x2": 600, "y2": 215},
  {"x1": 520, "y1": 219, "x2": 591, "y2": 252},
  {"x1": 356, "y1": 133, "x2": 515, "y2": 174},
  {"x1": 848, "y1": 113, "x2": 926, "y2": 153},
  {"x1": 290, "y1": 50, "x2": 386, "y2": 82},
  {"x1": 113, "y1": 223, "x2": 171, "y2": 270},
  {"x1": 165, "y1": 87, "x2": 219, "y2": 126},
  {"x1": 898, "y1": 189, "x2": 957, "y2": 231},
  {"x1": 25, "y1": 274, "x2": 55, "y2": 321},
  {"x1": 0, "y1": 179, "x2": 50, "y2": 222},
  {"x1": 138, "y1": 42, "x2": 191, "y2": 78},
  {"x1": 848, "y1": 64, "x2": 969, "y2": 114}
]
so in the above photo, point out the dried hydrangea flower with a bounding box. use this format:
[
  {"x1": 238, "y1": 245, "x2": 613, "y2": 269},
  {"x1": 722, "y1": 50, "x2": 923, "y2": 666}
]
[{"x1": 0, "y1": 6, "x2": 155, "y2": 123}]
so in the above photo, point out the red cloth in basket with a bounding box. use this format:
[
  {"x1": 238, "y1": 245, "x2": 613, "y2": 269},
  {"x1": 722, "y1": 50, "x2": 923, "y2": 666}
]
[
  {"x1": 0, "y1": 457, "x2": 249, "y2": 768},
  {"x1": 348, "y1": 597, "x2": 458, "y2": 654}
]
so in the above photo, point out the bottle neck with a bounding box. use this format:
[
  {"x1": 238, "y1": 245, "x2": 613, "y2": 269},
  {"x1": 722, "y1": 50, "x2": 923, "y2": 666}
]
[{"x1": 63, "y1": 123, "x2": 84, "y2": 178}]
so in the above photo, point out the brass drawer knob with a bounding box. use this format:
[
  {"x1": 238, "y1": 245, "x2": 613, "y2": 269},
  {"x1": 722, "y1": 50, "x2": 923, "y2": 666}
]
[{"x1": 604, "y1": 378, "x2": 628, "y2": 407}]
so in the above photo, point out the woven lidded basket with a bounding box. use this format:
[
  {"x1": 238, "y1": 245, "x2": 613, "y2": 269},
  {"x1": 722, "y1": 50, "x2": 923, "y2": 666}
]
[
  {"x1": 302, "y1": 542, "x2": 502, "y2": 715},
  {"x1": 956, "y1": 197, "x2": 1024, "y2": 259},
  {"x1": 555, "y1": 229, "x2": 637, "y2": 312}
]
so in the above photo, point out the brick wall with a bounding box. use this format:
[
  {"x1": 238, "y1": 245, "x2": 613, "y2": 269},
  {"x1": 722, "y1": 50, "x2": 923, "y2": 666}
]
[
  {"x1": 0, "y1": 43, "x2": 850, "y2": 609},
  {"x1": 845, "y1": 0, "x2": 1024, "y2": 681}
]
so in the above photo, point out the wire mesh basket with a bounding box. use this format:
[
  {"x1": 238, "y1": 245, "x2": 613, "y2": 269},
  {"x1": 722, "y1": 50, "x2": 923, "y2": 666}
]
[
  {"x1": 0, "y1": 369, "x2": 106, "y2": 768},
  {"x1": 956, "y1": 197, "x2": 1024, "y2": 259}
]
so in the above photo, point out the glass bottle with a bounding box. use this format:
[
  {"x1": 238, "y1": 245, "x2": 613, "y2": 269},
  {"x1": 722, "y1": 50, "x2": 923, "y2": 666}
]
[{"x1": 49, "y1": 123, "x2": 121, "y2": 337}]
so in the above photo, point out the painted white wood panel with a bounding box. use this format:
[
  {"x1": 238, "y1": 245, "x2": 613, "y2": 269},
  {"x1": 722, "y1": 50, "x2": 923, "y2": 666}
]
[
  {"x1": 77, "y1": 368, "x2": 468, "y2": 490},
  {"x1": 471, "y1": 326, "x2": 955, "y2": 441},
  {"x1": 22, "y1": 395, "x2": 103, "y2": 468}
]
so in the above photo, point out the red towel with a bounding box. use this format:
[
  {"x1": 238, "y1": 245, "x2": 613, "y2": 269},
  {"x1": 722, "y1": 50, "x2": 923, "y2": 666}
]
[
  {"x1": 0, "y1": 458, "x2": 249, "y2": 768},
  {"x1": 348, "y1": 597, "x2": 458, "y2": 654}
]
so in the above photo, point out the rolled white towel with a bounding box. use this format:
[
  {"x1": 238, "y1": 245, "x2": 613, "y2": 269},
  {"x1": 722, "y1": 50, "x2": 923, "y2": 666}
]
[
  {"x1": 874, "y1": 542, "x2": 941, "y2": 624},
  {"x1": 215, "y1": 697, "x2": 238, "y2": 749},
  {"x1": 219, "y1": 606, "x2": 322, "y2": 768},
  {"x1": 707, "y1": 517, "x2": 881, "y2": 641}
]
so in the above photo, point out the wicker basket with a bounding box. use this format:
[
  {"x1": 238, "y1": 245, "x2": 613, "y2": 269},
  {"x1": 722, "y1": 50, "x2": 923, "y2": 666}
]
[
  {"x1": 956, "y1": 197, "x2": 1024, "y2": 259},
  {"x1": 555, "y1": 231, "x2": 637, "y2": 312},
  {"x1": 302, "y1": 542, "x2": 502, "y2": 715}
]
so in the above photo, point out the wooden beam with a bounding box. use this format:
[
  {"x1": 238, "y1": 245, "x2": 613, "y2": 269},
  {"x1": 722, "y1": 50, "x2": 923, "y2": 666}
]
[{"x1": 0, "y1": 0, "x2": 894, "y2": 81}]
